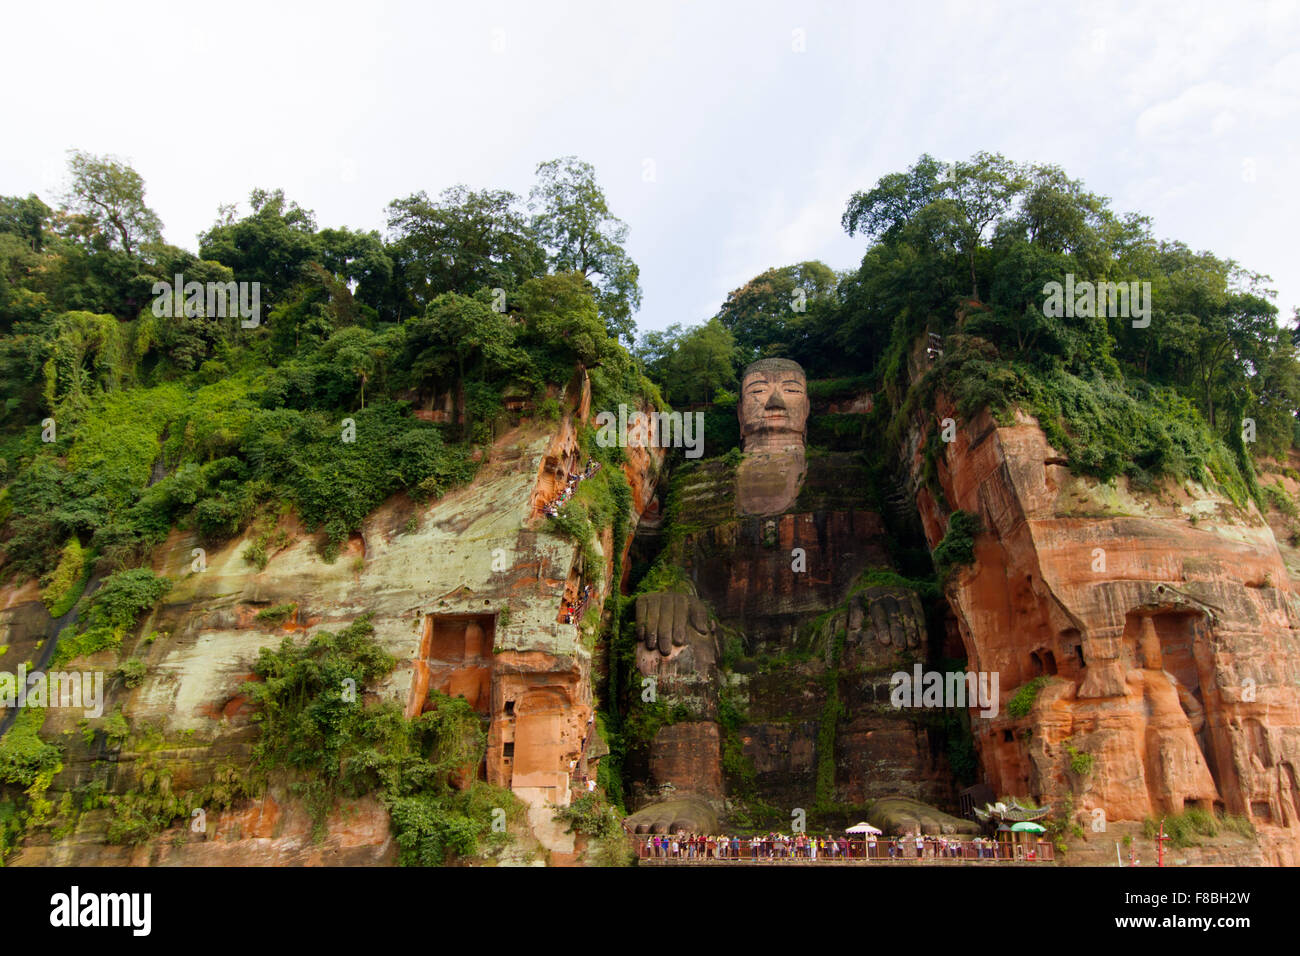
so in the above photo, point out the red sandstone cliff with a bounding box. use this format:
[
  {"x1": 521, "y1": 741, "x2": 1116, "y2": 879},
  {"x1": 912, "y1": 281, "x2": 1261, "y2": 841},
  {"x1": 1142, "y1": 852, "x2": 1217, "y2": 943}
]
[{"x1": 914, "y1": 397, "x2": 1300, "y2": 864}]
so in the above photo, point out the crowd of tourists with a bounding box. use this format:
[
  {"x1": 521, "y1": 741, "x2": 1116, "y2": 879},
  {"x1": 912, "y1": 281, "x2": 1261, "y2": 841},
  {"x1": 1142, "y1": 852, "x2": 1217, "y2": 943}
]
[
  {"x1": 562, "y1": 584, "x2": 595, "y2": 625},
  {"x1": 636, "y1": 831, "x2": 1027, "y2": 861},
  {"x1": 542, "y1": 458, "x2": 601, "y2": 518}
]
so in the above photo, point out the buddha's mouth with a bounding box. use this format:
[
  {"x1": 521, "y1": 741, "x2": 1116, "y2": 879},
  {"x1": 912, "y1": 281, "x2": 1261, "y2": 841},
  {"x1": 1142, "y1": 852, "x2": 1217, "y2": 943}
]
[{"x1": 750, "y1": 417, "x2": 801, "y2": 433}]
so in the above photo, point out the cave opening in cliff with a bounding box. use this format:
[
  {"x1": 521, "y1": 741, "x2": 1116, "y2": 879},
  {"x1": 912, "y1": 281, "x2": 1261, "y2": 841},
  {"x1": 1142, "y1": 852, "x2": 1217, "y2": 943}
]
[
  {"x1": 415, "y1": 612, "x2": 496, "y2": 717},
  {"x1": 1029, "y1": 649, "x2": 1057, "y2": 676}
]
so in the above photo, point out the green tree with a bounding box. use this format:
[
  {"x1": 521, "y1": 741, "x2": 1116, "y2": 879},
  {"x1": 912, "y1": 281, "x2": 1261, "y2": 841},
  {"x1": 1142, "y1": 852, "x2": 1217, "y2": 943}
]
[
  {"x1": 515, "y1": 271, "x2": 615, "y2": 371},
  {"x1": 943, "y1": 152, "x2": 1028, "y2": 299},
  {"x1": 41, "y1": 310, "x2": 127, "y2": 410},
  {"x1": 386, "y1": 185, "x2": 542, "y2": 316},
  {"x1": 317, "y1": 325, "x2": 399, "y2": 410},
  {"x1": 842, "y1": 153, "x2": 948, "y2": 244},
  {"x1": 715, "y1": 261, "x2": 837, "y2": 363},
  {"x1": 199, "y1": 188, "x2": 320, "y2": 303},
  {"x1": 1000, "y1": 163, "x2": 1120, "y2": 277},
  {"x1": 844, "y1": 151, "x2": 1028, "y2": 301},
  {"x1": 318, "y1": 227, "x2": 393, "y2": 312},
  {"x1": 639, "y1": 318, "x2": 739, "y2": 406},
  {"x1": 407, "y1": 292, "x2": 518, "y2": 439},
  {"x1": 61, "y1": 151, "x2": 163, "y2": 258},
  {"x1": 528, "y1": 157, "x2": 641, "y2": 343},
  {"x1": 0, "y1": 194, "x2": 52, "y2": 253}
]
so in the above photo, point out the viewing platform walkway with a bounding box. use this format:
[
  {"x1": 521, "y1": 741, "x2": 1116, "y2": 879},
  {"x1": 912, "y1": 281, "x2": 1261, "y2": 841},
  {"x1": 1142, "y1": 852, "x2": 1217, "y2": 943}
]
[
  {"x1": 639, "y1": 856, "x2": 1051, "y2": 866},
  {"x1": 633, "y1": 839, "x2": 1056, "y2": 865}
]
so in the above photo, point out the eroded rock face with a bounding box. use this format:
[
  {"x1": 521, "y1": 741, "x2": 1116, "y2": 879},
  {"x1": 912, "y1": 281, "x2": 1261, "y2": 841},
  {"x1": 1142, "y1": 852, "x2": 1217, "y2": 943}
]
[
  {"x1": 915, "y1": 399, "x2": 1300, "y2": 863},
  {"x1": 2, "y1": 378, "x2": 664, "y2": 867},
  {"x1": 15, "y1": 794, "x2": 397, "y2": 866},
  {"x1": 649, "y1": 723, "x2": 724, "y2": 799}
]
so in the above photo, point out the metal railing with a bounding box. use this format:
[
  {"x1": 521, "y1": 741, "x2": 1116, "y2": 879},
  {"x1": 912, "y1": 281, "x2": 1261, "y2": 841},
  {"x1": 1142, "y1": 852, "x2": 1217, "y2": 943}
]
[{"x1": 632, "y1": 837, "x2": 1054, "y2": 863}]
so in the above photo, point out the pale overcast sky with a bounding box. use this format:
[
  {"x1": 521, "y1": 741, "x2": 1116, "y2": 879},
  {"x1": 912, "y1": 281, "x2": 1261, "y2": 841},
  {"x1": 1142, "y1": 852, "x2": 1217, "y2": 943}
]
[{"x1": 2, "y1": 0, "x2": 1297, "y2": 333}]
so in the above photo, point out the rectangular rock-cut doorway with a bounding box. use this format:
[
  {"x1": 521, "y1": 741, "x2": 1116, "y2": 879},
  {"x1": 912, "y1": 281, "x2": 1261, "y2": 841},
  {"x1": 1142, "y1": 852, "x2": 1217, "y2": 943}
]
[{"x1": 407, "y1": 613, "x2": 496, "y2": 721}]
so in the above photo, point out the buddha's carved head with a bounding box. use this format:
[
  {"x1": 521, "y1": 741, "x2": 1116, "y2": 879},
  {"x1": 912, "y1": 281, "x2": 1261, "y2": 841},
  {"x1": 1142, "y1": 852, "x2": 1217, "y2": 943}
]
[{"x1": 738, "y1": 358, "x2": 808, "y2": 452}]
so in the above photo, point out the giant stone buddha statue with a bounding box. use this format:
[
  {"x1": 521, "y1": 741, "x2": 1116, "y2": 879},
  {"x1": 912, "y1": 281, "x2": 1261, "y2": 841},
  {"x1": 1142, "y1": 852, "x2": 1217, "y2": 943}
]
[
  {"x1": 623, "y1": 357, "x2": 936, "y2": 835},
  {"x1": 735, "y1": 358, "x2": 809, "y2": 515}
]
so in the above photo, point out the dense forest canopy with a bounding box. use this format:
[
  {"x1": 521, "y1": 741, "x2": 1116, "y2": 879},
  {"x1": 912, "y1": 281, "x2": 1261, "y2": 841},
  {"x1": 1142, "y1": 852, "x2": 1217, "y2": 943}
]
[
  {"x1": 1, "y1": 148, "x2": 1298, "y2": 592},
  {"x1": 639, "y1": 151, "x2": 1300, "y2": 502},
  {"x1": 0, "y1": 151, "x2": 649, "y2": 584}
]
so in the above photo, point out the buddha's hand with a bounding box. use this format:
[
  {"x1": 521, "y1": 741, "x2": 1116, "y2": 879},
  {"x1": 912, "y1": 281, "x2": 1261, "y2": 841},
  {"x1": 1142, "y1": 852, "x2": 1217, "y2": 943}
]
[{"x1": 635, "y1": 592, "x2": 711, "y2": 656}]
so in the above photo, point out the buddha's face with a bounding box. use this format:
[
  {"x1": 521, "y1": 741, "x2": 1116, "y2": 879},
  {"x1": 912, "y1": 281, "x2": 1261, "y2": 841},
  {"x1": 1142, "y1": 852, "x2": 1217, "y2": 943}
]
[{"x1": 738, "y1": 364, "x2": 808, "y2": 451}]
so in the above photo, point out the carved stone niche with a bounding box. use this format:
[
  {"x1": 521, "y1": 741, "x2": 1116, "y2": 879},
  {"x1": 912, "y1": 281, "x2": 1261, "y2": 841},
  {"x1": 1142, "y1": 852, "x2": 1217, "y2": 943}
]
[{"x1": 407, "y1": 613, "x2": 495, "y2": 718}]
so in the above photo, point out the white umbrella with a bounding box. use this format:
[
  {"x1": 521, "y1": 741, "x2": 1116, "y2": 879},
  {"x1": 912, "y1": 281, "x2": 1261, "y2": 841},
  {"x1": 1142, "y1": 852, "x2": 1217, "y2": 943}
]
[
  {"x1": 846, "y1": 821, "x2": 881, "y2": 858},
  {"x1": 846, "y1": 822, "x2": 882, "y2": 834}
]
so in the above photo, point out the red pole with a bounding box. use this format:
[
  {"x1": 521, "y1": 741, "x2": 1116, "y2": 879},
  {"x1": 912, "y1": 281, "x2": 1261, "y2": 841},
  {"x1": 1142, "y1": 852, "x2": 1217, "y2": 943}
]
[{"x1": 1156, "y1": 819, "x2": 1171, "y2": 867}]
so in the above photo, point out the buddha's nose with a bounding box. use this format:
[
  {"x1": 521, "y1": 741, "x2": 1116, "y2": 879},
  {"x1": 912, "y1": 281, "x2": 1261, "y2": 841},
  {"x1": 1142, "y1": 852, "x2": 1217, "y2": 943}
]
[{"x1": 765, "y1": 389, "x2": 787, "y2": 411}]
